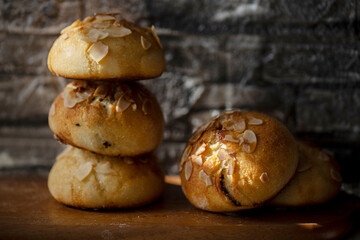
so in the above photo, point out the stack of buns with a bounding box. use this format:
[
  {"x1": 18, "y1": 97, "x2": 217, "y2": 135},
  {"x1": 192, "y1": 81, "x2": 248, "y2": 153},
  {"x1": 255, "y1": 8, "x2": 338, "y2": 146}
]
[
  {"x1": 47, "y1": 13, "x2": 166, "y2": 209},
  {"x1": 179, "y1": 111, "x2": 342, "y2": 212}
]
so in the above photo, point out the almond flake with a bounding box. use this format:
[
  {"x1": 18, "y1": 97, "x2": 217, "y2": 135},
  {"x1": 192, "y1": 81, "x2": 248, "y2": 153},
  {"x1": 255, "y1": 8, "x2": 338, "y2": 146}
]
[
  {"x1": 180, "y1": 145, "x2": 192, "y2": 171},
  {"x1": 83, "y1": 16, "x2": 95, "y2": 23},
  {"x1": 243, "y1": 144, "x2": 251, "y2": 153},
  {"x1": 142, "y1": 99, "x2": 152, "y2": 115},
  {"x1": 91, "y1": 22, "x2": 111, "y2": 29},
  {"x1": 106, "y1": 26, "x2": 132, "y2": 38},
  {"x1": 330, "y1": 168, "x2": 342, "y2": 182},
  {"x1": 75, "y1": 162, "x2": 93, "y2": 181},
  {"x1": 242, "y1": 130, "x2": 257, "y2": 153},
  {"x1": 131, "y1": 103, "x2": 137, "y2": 111},
  {"x1": 140, "y1": 36, "x2": 151, "y2": 50},
  {"x1": 199, "y1": 170, "x2": 212, "y2": 186},
  {"x1": 151, "y1": 25, "x2": 162, "y2": 49},
  {"x1": 195, "y1": 143, "x2": 206, "y2": 155},
  {"x1": 94, "y1": 84, "x2": 108, "y2": 98},
  {"x1": 95, "y1": 161, "x2": 116, "y2": 175},
  {"x1": 95, "y1": 15, "x2": 116, "y2": 21},
  {"x1": 50, "y1": 103, "x2": 55, "y2": 116},
  {"x1": 227, "y1": 159, "x2": 235, "y2": 175},
  {"x1": 223, "y1": 134, "x2": 239, "y2": 143},
  {"x1": 184, "y1": 161, "x2": 193, "y2": 181},
  {"x1": 217, "y1": 148, "x2": 231, "y2": 161},
  {"x1": 192, "y1": 155, "x2": 203, "y2": 166},
  {"x1": 259, "y1": 172, "x2": 269, "y2": 183},
  {"x1": 248, "y1": 116, "x2": 263, "y2": 125},
  {"x1": 210, "y1": 142, "x2": 220, "y2": 150},
  {"x1": 81, "y1": 29, "x2": 109, "y2": 42},
  {"x1": 87, "y1": 42, "x2": 109, "y2": 63},
  {"x1": 116, "y1": 95, "x2": 131, "y2": 112},
  {"x1": 61, "y1": 33, "x2": 69, "y2": 40}
]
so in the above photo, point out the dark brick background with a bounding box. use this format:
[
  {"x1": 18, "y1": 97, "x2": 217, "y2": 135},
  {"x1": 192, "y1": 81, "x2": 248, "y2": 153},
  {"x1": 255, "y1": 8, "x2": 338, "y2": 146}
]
[{"x1": 0, "y1": 1, "x2": 359, "y2": 188}]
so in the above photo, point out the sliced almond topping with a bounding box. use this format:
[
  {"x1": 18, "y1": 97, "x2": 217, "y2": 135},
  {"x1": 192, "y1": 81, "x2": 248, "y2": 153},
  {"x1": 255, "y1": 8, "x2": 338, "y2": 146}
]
[
  {"x1": 81, "y1": 29, "x2": 109, "y2": 42},
  {"x1": 179, "y1": 145, "x2": 192, "y2": 170},
  {"x1": 223, "y1": 134, "x2": 239, "y2": 143},
  {"x1": 192, "y1": 155, "x2": 203, "y2": 166},
  {"x1": 242, "y1": 130, "x2": 257, "y2": 153},
  {"x1": 238, "y1": 137, "x2": 244, "y2": 145},
  {"x1": 203, "y1": 155, "x2": 222, "y2": 175},
  {"x1": 94, "y1": 84, "x2": 108, "y2": 98},
  {"x1": 142, "y1": 99, "x2": 152, "y2": 115},
  {"x1": 210, "y1": 142, "x2": 220, "y2": 150},
  {"x1": 131, "y1": 103, "x2": 137, "y2": 111},
  {"x1": 91, "y1": 22, "x2": 111, "y2": 29},
  {"x1": 217, "y1": 148, "x2": 231, "y2": 161},
  {"x1": 83, "y1": 16, "x2": 95, "y2": 23},
  {"x1": 124, "y1": 157, "x2": 134, "y2": 165},
  {"x1": 116, "y1": 95, "x2": 131, "y2": 112},
  {"x1": 87, "y1": 42, "x2": 109, "y2": 63},
  {"x1": 227, "y1": 159, "x2": 235, "y2": 175},
  {"x1": 259, "y1": 172, "x2": 269, "y2": 183},
  {"x1": 95, "y1": 161, "x2": 116, "y2": 175},
  {"x1": 106, "y1": 26, "x2": 132, "y2": 37},
  {"x1": 248, "y1": 116, "x2": 263, "y2": 125},
  {"x1": 60, "y1": 33, "x2": 69, "y2": 40},
  {"x1": 75, "y1": 162, "x2": 93, "y2": 181},
  {"x1": 61, "y1": 20, "x2": 81, "y2": 34},
  {"x1": 50, "y1": 104, "x2": 55, "y2": 116},
  {"x1": 151, "y1": 25, "x2": 163, "y2": 49},
  {"x1": 199, "y1": 170, "x2": 212, "y2": 186},
  {"x1": 195, "y1": 143, "x2": 206, "y2": 155},
  {"x1": 233, "y1": 118, "x2": 246, "y2": 132},
  {"x1": 95, "y1": 15, "x2": 116, "y2": 21},
  {"x1": 184, "y1": 161, "x2": 193, "y2": 181},
  {"x1": 61, "y1": 88, "x2": 85, "y2": 108},
  {"x1": 140, "y1": 36, "x2": 151, "y2": 50},
  {"x1": 330, "y1": 168, "x2": 342, "y2": 182}
]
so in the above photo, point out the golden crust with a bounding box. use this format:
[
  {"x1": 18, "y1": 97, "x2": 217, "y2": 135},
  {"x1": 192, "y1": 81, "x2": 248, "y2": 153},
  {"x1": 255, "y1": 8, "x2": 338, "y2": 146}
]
[
  {"x1": 270, "y1": 142, "x2": 342, "y2": 207},
  {"x1": 48, "y1": 146, "x2": 165, "y2": 209},
  {"x1": 47, "y1": 15, "x2": 165, "y2": 80},
  {"x1": 48, "y1": 80, "x2": 164, "y2": 156},
  {"x1": 180, "y1": 111, "x2": 299, "y2": 212}
]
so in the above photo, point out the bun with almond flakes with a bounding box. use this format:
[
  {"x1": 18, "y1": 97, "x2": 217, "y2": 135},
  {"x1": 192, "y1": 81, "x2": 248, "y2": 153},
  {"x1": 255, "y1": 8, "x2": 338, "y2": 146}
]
[
  {"x1": 47, "y1": 13, "x2": 165, "y2": 80},
  {"x1": 179, "y1": 111, "x2": 299, "y2": 212},
  {"x1": 48, "y1": 80, "x2": 164, "y2": 157},
  {"x1": 270, "y1": 141, "x2": 342, "y2": 207},
  {"x1": 48, "y1": 146, "x2": 164, "y2": 209}
]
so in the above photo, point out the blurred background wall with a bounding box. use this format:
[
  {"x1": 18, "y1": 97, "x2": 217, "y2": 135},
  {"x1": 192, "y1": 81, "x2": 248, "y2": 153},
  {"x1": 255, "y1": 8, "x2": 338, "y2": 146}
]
[{"x1": 0, "y1": 0, "x2": 359, "y2": 190}]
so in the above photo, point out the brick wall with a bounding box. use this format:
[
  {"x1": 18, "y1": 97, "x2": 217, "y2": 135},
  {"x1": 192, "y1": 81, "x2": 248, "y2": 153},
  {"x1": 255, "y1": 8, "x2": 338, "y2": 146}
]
[{"x1": 0, "y1": 1, "x2": 359, "y2": 185}]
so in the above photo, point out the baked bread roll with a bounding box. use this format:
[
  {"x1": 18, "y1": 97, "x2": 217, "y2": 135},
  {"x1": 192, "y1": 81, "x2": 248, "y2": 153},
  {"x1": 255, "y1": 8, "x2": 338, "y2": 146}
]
[
  {"x1": 49, "y1": 80, "x2": 164, "y2": 156},
  {"x1": 270, "y1": 142, "x2": 342, "y2": 206},
  {"x1": 179, "y1": 111, "x2": 299, "y2": 212},
  {"x1": 48, "y1": 146, "x2": 165, "y2": 209},
  {"x1": 48, "y1": 13, "x2": 165, "y2": 80}
]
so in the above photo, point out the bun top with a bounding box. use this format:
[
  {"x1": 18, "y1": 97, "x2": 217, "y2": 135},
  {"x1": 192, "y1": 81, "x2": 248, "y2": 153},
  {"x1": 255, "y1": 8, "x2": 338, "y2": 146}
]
[
  {"x1": 48, "y1": 13, "x2": 166, "y2": 81},
  {"x1": 180, "y1": 111, "x2": 299, "y2": 209}
]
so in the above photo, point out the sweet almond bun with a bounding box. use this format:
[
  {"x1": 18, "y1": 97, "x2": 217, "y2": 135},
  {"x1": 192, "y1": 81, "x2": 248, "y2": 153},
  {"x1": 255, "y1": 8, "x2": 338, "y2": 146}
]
[
  {"x1": 48, "y1": 80, "x2": 164, "y2": 156},
  {"x1": 48, "y1": 146, "x2": 165, "y2": 209},
  {"x1": 270, "y1": 142, "x2": 342, "y2": 207},
  {"x1": 48, "y1": 13, "x2": 165, "y2": 80},
  {"x1": 179, "y1": 111, "x2": 299, "y2": 212}
]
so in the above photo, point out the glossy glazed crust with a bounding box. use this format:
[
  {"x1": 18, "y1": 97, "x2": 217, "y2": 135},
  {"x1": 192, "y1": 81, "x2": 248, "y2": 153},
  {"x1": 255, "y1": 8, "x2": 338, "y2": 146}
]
[
  {"x1": 48, "y1": 147, "x2": 165, "y2": 209},
  {"x1": 180, "y1": 111, "x2": 299, "y2": 212}
]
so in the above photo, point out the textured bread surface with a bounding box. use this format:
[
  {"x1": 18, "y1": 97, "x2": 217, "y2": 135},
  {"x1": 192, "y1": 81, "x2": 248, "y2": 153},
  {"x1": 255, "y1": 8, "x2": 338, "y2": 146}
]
[
  {"x1": 179, "y1": 111, "x2": 299, "y2": 212},
  {"x1": 48, "y1": 146, "x2": 165, "y2": 209},
  {"x1": 48, "y1": 14, "x2": 165, "y2": 80},
  {"x1": 48, "y1": 80, "x2": 164, "y2": 156},
  {"x1": 270, "y1": 142, "x2": 342, "y2": 207}
]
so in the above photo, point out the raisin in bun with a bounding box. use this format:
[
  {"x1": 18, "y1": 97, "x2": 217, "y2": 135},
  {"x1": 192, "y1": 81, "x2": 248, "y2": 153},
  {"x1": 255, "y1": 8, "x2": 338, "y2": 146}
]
[
  {"x1": 49, "y1": 80, "x2": 164, "y2": 156},
  {"x1": 48, "y1": 146, "x2": 165, "y2": 209},
  {"x1": 270, "y1": 142, "x2": 342, "y2": 207},
  {"x1": 48, "y1": 14, "x2": 165, "y2": 80},
  {"x1": 179, "y1": 111, "x2": 299, "y2": 212}
]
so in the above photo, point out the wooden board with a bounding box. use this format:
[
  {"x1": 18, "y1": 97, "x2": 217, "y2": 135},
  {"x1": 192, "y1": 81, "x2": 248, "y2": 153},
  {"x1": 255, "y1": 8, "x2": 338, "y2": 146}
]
[{"x1": 0, "y1": 175, "x2": 359, "y2": 240}]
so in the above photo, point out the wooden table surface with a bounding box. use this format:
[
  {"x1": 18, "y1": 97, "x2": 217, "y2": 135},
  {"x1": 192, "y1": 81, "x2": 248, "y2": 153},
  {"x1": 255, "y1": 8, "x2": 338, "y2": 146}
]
[{"x1": 0, "y1": 175, "x2": 359, "y2": 240}]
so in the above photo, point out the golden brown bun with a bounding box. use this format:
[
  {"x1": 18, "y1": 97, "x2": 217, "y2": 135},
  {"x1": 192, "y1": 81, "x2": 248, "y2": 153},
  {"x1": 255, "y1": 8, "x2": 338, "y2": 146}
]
[
  {"x1": 48, "y1": 146, "x2": 165, "y2": 209},
  {"x1": 270, "y1": 142, "x2": 342, "y2": 207},
  {"x1": 48, "y1": 80, "x2": 164, "y2": 156},
  {"x1": 48, "y1": 14, "x2": 165, "y2": 80},
  {"x1": 179, "y1": 111, "x2": 299, "y2": 212}
]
